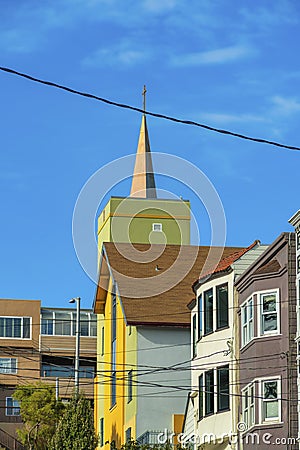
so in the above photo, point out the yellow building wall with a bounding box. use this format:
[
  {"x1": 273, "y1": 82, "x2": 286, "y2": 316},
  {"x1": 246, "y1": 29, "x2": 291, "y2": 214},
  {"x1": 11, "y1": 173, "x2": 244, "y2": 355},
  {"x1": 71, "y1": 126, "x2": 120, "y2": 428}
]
[
  {"x1": 124, "y1": 325, "x2": 137, "y2": 441},
  {"x1": 172, "y1": 414, "x2": 184, "y2": 445},
  {"x1": 95, "y1": 278, "x2": 138, "y2": 449},
  {"x1": 95, "y1": 195, "x2": 190, "y2": 446}
]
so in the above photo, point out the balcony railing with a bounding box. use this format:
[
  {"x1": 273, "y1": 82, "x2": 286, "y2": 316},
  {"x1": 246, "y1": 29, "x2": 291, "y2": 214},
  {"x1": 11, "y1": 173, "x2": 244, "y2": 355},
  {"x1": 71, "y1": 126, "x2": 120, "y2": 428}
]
[
  {"x1": 137, "y1": 430, "x2": 172, "y2": 446},
  {"x1": 0, "y1": 427, "x2": 25, "y2": 450}
]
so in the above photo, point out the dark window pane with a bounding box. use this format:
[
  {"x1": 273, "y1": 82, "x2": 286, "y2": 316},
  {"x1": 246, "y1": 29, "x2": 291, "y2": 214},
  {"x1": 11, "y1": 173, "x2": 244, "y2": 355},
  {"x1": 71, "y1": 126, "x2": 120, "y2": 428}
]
[
  {"x1": 204, "y1": 289, "x2": 213, "y2": 334},
  {"x1": 13, "y1": 318, "x2": 21, "y2": 338},
  {"x1": 192, "y1": 315, "x2": 197, "y2": 358},
  {"x1": 41, "y1": 313, "x2": 53, "y2": 335},
  {"x1": 125, "y1": 427, "x2": 131, "y2": 442},
  {"x1": 262, "y1": 294, "x2": 276, "y2": 312},
  {"x1": 262, "y1": 314, "x2": 277, "y2": 332},
  {"x1": 111, "y1": 371, "x2": 116, "y2": 407},
  {"x1": 90, "y1": 315, "x2": 97, "y2": 337},
  {"x1": 5, "y1": 318, "x2": 13, "y2": 337},
  {"x1": 217, "y1": 365, "x2": 229, "y2": 411},
  {"x1": 72, "y1": 313, "x2": 89, "y2": 336},
  {"x1": 23, "y1": 318, "x2": 30, "y2": 338},
  {"x1": 112, "y1": 290, "x2": 117, "y2": 341},
  {"x1": 216, "y1": 284, "x2": 228, "y2": 329},
  {"x1": 264, "y1": 381, "x2": 277, "y2": 399},
  {"x1": 111, "y1": 327, "x2": 116, "y2": 407},
  {"x1": 198, "y1": 295, "x2": 202, "y2": 339},
  {"x1": 128, "y1": 370, "x2": 133, "y2": 402},
  {"x1": 0, "y1": 318, "x2": 4, "y2": 337},
  {"x1": 80, "y1": 313, "x2": 89, "y2": 336},
  {"x1": 199, "y1": 374, "x2": 203, "y2": 420},
  {"x1": 205, "y1": 370, "x2": 214, "y2": 415},
  {"x1": 100, "y1": 418, "x2": 104, "y2": 447},
  {"x1": 55, "y1": 313, "x2": 71, "y2": 336},
  {"x1": 101, "y1": 327, "x2": 105, "y2": 356}
]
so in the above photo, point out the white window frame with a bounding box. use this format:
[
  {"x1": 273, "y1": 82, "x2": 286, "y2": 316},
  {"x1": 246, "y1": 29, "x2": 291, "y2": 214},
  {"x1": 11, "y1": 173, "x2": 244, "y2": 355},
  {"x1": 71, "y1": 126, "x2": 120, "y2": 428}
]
[
  {"x1": 258, "y1": 289, "x2": 280, "y2": 337},
  {"x1": 0, "y1": 316, "x2": 31, "y2": 340},
  {"x1": 152, "y1": 223, "x2": 162, "y2": 232},
  {"x1": 241, "y1": 382, "x2": 255, "y2": 430},
  {"x1": 41, "y1": 311, "x2": 97, "y2": 337},
  {"x1": 0, "y1": 358, "x2": 17, "y2": 374},
  {"x1": 241, "y1": 297, "x2": 254, "y2": 348},
  {"x1": 40, "y1": 311, "x2": 54, "y2": 335},
  {"x1": 259, "y1": 376, "x2": 281, "y2": 424},
  {"x1": 5, "y1": 397, "x2": 20, "y2": 416}
]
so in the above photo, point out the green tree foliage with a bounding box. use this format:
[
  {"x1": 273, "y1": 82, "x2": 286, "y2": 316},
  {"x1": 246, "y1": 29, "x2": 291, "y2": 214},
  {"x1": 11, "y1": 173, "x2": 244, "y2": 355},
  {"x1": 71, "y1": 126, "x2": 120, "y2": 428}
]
[
  {"x1": 51, "y1": 394, "x2": 98, "y2": 450},
  {"x1": 13, "y1": 382, "x2": 64, "y2": 450}
]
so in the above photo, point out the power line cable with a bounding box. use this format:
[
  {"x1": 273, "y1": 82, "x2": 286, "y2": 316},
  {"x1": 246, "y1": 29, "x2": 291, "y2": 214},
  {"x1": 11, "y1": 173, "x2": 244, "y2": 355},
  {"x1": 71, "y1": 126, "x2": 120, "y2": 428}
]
[{"x1": 1, "y1": 66, "x2": 300, "y2": 152}]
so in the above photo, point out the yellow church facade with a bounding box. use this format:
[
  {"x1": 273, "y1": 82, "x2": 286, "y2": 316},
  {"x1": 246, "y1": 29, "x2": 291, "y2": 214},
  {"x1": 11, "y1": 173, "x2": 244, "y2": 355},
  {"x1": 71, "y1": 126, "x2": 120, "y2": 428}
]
[{"x1": 93, "y1": 113, "x2": 194, "y2": 448}]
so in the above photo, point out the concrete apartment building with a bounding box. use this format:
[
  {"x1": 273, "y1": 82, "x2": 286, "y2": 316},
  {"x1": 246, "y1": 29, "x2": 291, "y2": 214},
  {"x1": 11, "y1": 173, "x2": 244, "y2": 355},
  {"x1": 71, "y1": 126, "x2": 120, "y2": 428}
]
[
  {"x1": 0, "y1": 298, "x2": 97, "y2": 444},
  {"x1": 235, "y1": 233, "x2": 298, "y2": 449}
]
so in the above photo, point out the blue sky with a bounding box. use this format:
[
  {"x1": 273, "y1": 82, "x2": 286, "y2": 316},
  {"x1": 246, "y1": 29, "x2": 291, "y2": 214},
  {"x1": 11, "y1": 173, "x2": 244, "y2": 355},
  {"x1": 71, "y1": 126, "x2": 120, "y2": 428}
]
[{"x1": 1, "y1": 0, "x2": 300, "y2": 308}]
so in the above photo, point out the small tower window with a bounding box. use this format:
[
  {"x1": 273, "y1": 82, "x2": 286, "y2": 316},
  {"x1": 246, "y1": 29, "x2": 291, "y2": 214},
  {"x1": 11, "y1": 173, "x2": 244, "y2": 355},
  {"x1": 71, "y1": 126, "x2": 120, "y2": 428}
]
[{"x1": 152, "y1": 223, "x2": 162, "y2": 232}]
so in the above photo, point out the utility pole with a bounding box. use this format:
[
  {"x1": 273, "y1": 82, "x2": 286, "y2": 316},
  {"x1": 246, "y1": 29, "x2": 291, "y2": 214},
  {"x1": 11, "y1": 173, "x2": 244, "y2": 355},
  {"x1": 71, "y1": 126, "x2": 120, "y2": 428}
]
[{"x1": 69, "y1": 297, "x2": 81, "y2": 396}]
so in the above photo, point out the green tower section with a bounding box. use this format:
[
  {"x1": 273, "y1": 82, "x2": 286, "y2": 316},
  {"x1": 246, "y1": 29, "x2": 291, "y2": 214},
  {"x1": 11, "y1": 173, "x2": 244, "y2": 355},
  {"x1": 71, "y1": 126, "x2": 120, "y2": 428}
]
[{"x1": 98, "y1": 196, "x2": 190, "y2": 249}]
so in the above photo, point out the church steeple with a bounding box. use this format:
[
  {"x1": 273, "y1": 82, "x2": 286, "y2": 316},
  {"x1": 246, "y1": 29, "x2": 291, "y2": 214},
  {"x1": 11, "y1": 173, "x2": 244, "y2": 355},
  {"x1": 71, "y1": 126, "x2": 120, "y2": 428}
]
[{"x1": 130, "y1": 86, "x2": 157, "y2": 199}]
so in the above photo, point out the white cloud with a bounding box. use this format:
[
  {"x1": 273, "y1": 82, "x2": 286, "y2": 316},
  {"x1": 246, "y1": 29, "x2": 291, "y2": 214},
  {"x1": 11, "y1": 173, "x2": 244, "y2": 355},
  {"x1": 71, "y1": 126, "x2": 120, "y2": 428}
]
[
  {"x1": 239, "y1": 1, "x2": 299, "y2": 31},
  {"x1": 199, "y1": 112, "x2": 268, "y2": 125},
  {"x1": 271, "y1": 95, "x2": 300, "y2": 115},
  {"x1": 82, "y1": 43, "x2": 150, "y2": 67},
  {"x1": 170, "y1": 44, "x2": 255, "y2": 67}
]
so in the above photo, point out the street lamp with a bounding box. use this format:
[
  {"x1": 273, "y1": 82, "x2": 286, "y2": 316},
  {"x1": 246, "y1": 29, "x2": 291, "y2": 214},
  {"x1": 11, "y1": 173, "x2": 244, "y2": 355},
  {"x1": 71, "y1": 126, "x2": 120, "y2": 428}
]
[{"x1": 69, "y1": 297, "x2": 81, "y2": 395}]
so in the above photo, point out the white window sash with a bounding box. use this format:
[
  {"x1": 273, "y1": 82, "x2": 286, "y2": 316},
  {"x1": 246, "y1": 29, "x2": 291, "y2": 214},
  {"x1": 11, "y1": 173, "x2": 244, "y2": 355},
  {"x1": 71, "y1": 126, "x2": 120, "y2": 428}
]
[
  {"x1": 258, "y1": 290, "x2": 280, "y2": 337},
  {"x1": 242, "y1": 383, "x2": 255, "y2": 429},
  {"x1": 259, "y1": 377, "x2": 281, "y2": 424},
  {"x1": 241, "y1": 298, "x2": 253, "y2": 347}
]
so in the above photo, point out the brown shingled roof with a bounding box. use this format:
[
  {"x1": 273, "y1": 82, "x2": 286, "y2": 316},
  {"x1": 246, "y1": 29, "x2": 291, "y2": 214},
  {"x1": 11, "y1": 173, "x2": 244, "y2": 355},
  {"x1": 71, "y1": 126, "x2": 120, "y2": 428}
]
[
  {"x1": 95, "y1": 243, "x2": 242, "y2": 326},
  {"x1": 253, "y1": 258, "x2": 281, "y2": 275}
]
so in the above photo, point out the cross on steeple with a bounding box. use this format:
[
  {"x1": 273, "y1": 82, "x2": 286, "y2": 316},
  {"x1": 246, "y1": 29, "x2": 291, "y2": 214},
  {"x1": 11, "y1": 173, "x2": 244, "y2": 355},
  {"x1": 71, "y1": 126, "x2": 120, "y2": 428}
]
[{"x1": 142, "y1": 85, "x2": 147, "y2": 114}]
